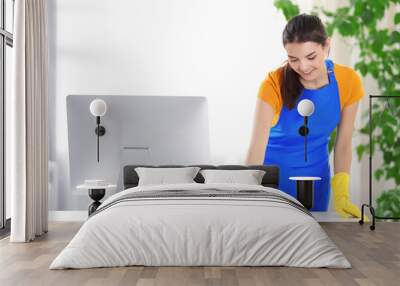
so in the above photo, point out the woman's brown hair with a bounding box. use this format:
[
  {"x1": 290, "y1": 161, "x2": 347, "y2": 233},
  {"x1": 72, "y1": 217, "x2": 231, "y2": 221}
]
[{"x1": 281, "y1": 14, "x2": 328, "y2": 109}]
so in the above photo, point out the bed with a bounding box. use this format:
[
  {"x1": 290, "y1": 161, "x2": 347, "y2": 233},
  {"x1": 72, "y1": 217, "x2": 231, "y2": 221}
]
[{"x1": 49, "y1": 165, "x2": 351, "y2": 269}]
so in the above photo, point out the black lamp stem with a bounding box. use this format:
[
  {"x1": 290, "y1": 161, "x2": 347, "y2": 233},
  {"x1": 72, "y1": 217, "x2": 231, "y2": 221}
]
[
  {"x1": 369, "y1": 95, "x2": 372, "y2": 206},
  {"x1": 304, "y1": 116, "x2": 308, "y2": 162},
  {"x1": 97, "y1": 116, "x2": 100, "y2": 162}
]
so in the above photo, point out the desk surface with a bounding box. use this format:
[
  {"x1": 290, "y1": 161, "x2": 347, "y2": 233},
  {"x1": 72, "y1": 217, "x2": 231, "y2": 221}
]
[
  {"x1": 289, "y1": 176, "x2": 322, "y2": 181},
  {"x1": 76, "y1": 184, "x2": 117, "y2": 190},
  {"x1": 48, "y1": 211, "x2": 363, "y2": 222}
]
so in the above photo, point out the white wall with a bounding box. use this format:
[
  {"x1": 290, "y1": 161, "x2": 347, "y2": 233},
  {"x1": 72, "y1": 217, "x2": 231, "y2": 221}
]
[
  {"x1": 48, "y1": 0, "x2": 287, "y2": 210},
  {"x1": 48, "y1": 0, "x2": 370, "y2": 211}
]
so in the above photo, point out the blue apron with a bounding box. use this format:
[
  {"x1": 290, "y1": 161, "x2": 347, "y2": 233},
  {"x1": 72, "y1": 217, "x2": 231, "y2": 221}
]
[{"x1": 264, "y1": 59, "x2": 340, "y2": 211}]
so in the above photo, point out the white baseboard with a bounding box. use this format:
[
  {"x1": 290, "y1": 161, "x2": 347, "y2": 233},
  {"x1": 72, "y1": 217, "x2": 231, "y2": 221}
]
[
  {"x1": 49, "y1": 211, "x2": 87, "y2": 221},
  {"x1": 311, "y1": 212, "x2": 360, "y2": 222},
  {"x1": 48, "y1": 211, "x2": 362, "y2": 222}
]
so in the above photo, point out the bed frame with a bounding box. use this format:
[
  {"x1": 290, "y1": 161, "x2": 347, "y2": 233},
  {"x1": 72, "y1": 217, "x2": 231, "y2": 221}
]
[{"x1": 123, "y1": 165, "x2": 279, "y2": 189}]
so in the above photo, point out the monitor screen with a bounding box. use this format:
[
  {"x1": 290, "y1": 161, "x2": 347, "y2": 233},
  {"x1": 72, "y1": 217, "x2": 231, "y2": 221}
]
[{"x1": 66, "y1": 95, "x2": 211, "y2": 204}]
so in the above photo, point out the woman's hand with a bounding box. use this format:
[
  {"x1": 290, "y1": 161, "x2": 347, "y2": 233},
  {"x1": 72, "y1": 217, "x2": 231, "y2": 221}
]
[
  {"x1": 331, "y1": 172, "x2": 369, "y2": 221},
  {"x1": 332, "y1": 101, "x2": 368, "y2": 221}
]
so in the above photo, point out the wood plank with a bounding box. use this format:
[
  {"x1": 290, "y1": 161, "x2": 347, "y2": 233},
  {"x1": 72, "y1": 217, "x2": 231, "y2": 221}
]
[{"x1": 0, "y1": 222, "x2": 399, "y2": 286}]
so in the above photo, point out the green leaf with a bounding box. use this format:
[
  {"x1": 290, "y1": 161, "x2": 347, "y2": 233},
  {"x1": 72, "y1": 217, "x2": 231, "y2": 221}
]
[
  {"x1": 395, "y1": 12, "x2": 400, "y2": 25},
  {"x1": 359, "y1": 126, "x2": 368, "y2": 135},
  {"x1": 355, "y1": 61, "x2": 368, "y2": 76},
  {"x1": 338, "y1": 20, "x2": 356, "y2": 36},
  {"x1": 336, "y1": 7, "x2": 350, "y2": 16},
  {"x1": 382, "y1": 110, "x2": 397, "y2": 126},
  {"x1": 322, "y1": 9, "x2": 335, "y2": 17},
  {"x1": 361, "y1": 9, "x2": 374, "y2": 24},
  {"x1": 356, "y1": 145, "x2": 365, "y2": 161},
  {"x1": 354, "y1": 0, "x2": 363, "y2": 16},
  {"x1": 376, "y1": 188, "x2": 400, "y2": 222},
  {"x1": 383, "y1": 151, "x2": 394, "y2": 165},
  {"x1": 374, "y1": 169, "x2": 384, "y2": 181},
  {"x1": 328, "y1": 128, "x2": 337, "y2": 154},
  {"x1": 389, "y1": 31, "x2": 400, "y2": 45},
  {"x1": 370, "y1": 1, "x2": 386, "y2": 19},
  {"x1": 325, "y1": 23, "x2": 334, "y2": 37},
  {"x1": 274, "y1": 0, "x2": 300, "y2": 20},
  {"x1": 371, "y1": 31, "x2": 388, "y2": 55}
]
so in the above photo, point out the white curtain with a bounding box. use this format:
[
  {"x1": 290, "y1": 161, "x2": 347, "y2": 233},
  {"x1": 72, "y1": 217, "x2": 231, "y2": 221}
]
[{"x1": 10, "y1": 0, "x2": 49, "y2": 242}]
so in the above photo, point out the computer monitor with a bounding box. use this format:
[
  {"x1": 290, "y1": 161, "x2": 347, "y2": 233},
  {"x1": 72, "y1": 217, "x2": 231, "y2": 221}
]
[{"x1": 66, "y1": 95, "x2": 211, "y2": 197}]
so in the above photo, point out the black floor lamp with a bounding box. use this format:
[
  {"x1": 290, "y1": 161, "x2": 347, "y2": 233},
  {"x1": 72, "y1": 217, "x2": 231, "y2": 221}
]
[{"x1": 359, "y1": 95, "x2": 400, "y2": 230}]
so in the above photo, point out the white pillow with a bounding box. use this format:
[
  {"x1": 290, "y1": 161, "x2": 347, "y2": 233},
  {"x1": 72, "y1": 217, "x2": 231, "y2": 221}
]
[
  {"x1": 135, "y1": 167, "x2": 201, "y2": 186},
  {"x1": 200, "y1": 169, "x2": 266, "y2": 185}
]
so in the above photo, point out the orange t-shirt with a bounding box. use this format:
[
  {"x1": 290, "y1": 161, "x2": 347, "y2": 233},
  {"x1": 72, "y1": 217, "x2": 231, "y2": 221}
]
[{"x1": 257, "y1": 62, "x2": 365, "y2": 127}]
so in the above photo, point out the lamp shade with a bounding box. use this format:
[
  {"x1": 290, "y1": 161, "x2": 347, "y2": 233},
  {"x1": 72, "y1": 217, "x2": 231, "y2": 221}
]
[
  {"x1": 297, "y1": 99, "x2": 315, "y2": 117},
  {"x1": 90, "y1": 99, "x2": 107, "y2": 117}
]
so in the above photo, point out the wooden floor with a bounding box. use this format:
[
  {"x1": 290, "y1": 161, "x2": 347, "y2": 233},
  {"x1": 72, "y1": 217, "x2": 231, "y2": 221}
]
[{"x1": 0, "y1": 222, "x2": 399, "y2": 286}]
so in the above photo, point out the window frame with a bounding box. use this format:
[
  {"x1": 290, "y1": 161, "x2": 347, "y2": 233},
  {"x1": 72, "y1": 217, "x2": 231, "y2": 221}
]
[{"x1": 0, "y1": 0, "x2": 13, "y2": 234}]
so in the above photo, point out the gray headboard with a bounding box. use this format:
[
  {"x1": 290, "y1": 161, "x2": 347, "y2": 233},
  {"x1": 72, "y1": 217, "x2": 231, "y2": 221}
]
[{"x1": 123, "y1": 165, "x2": 279, "y2": 189}]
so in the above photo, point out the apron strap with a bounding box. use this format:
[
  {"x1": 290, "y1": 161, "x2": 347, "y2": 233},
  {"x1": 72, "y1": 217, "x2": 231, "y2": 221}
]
[{"x1": 326, "y1": 59, "x2": 336, "y2": 83}]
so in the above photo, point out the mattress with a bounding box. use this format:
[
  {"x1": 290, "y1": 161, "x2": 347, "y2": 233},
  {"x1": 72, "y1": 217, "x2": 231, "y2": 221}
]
[{"x1": 50, "y1": 183, "x2": 351, "y2": 269}]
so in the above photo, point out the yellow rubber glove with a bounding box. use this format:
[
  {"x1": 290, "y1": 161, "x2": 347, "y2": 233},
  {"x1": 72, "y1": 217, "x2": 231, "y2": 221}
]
[{"x1": 331, "y1": 172, "x2": 369, "y2": 222}]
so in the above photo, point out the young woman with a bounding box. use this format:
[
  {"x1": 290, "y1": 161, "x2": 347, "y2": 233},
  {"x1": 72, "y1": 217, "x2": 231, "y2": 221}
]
[{"x1": 246, "y1": 14, "x2": 368, "y2": 220}]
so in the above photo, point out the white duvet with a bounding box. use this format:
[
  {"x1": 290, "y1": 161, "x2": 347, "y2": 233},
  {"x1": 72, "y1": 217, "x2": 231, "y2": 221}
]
[{"x1": 50, "y1": 183, "x2": 351, "y2": 269}]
